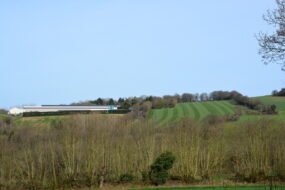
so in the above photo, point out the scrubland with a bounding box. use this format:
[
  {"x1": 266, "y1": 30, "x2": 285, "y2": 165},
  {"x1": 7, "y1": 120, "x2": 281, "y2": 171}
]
[{"x1": 0, "y1": 113, "x2": 285, "y2": 189}]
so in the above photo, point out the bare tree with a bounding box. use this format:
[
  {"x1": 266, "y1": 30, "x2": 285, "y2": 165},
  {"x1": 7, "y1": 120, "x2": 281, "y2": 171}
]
[
  {"x1": 200, "y1": 93, "x2": 209, "y2": 102},
  {"x1": 181, "y1": 93, "x2": 193, "y2": 102},
  {"x1": 257, "y1": 0, "x2": 285, "y2": 70}
]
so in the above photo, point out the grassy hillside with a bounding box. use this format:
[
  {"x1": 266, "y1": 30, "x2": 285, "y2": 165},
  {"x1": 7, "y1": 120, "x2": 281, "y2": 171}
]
[
  {"x1": 148, "y1": 96, "x2": 285, "y2": 124},
  {"x1": 236, "y1": 96, "x2": 285, "y2": 123},
  {"x1": 147, "y1": 100, "x2": 236, "y2": 124},
  {"x1": 254, "y1": 96, "x2": 285, "y2": 111},
  {"x1": 238, "y1": 111, "x2": 285, "y2": 123}
]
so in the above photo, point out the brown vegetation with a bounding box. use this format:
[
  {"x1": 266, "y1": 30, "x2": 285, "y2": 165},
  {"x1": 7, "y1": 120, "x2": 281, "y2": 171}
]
[{"x1": 0, "y1": 115, "x2": 285, "y2": 189}]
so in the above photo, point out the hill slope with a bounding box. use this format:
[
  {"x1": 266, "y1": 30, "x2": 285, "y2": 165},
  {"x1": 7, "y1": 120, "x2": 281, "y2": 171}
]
[
  {"x1": 147, "y1": 100, "x2": 236, "y2": 124},
  {"x1": 254, "y1": 96, "x2": 285, "y2": 111},
  {"x1": 236, "y1": 96, "x2": 285, "y2": 123}
]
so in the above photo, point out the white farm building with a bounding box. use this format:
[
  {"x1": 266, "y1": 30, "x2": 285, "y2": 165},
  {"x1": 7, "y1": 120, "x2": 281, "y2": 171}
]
[{"x1": 8, "y1": 105, "x2": 118, "y2": 115}]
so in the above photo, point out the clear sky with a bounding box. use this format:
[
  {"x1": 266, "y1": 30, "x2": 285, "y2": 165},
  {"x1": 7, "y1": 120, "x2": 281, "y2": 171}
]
[{"x1": 0, "y1": 0, "x2": 284, "y2": 109}]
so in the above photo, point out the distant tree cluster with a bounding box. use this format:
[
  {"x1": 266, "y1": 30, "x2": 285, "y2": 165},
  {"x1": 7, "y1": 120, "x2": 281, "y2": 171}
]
[
  {"x1": 272, "y1": 88, "x2": 285, "y2": 96},
  {"x1": 72, "y1": 98, "x2": 116, "y2": 106},
  {"x1": 0, "y1": 109, "x2": 8, "y2": 115}
]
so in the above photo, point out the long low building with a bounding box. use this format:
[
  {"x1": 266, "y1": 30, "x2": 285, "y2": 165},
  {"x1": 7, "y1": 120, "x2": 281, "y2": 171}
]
[{"x1": 8, "y1": 105, "x2": 118, "y2": 115}]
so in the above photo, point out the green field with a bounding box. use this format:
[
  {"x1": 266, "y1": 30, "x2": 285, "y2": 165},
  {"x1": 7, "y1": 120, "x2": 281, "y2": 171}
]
[
  {"x1": 254, "y1": 96, "x2": 285, "y2": 111},
  {"x1": 235, "y1": 96, "x2": 285, "y2": 123},
  {"x1": 237, "y1": 111, "x2": 285, "y2": 123},
  {"x1": 130, "y1": 186, "x2": 285, "y2": 190},
  {"x1": 147, "y1": 96, "x2": 285, "y2": 124},
  {"x1": 147, "y1": 101, "x2": 236, "y2": 124}
]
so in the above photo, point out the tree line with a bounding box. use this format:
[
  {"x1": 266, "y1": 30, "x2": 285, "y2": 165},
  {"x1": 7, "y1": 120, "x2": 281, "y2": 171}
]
[
  {"x1": 272, "y1": 88, "x2": 285, "y2": 96},
  {"x1": 72, "y1": 90, "x2": 277, "y2": 116}
]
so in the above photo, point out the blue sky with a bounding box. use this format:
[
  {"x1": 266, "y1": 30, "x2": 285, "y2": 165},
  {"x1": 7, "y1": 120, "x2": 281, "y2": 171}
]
[{"x1": 0, "y1": 0, "x2": 284, "y2": 108}]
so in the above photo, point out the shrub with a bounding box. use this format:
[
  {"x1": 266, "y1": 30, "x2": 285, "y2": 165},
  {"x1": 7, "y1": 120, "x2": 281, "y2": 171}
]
[
  {"x1": 256, "y1": 104, "x2": 277, "y2": 114},
  {"x1": 149, "y1": 151, "x2": 176, "y2": 185},
  {"x1": 4, "y1": 117, "x2": 12, "y2": 125},
  {"x1": 119, "y1": 173, "x2": 134, "y2": 183},
  {"x1": 203, "y1": 115, "x2": 225, "y2": 125},
  {"x1": 225, "y1": 114, "x2": 240, "y2": 122},
  {"x1": 149, "y1": 170, "x2": 168, "y2": 185},
  {"x1": 0, "y1": 109, "x2": 8, "y2": 114}
]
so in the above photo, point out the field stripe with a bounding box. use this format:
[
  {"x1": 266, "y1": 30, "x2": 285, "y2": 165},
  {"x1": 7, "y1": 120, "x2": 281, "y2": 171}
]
[
  {"x1": 163, "y1": 108, "x2": 173, "y2": 123},
  {"x1": 157, "y1": 109, "x2": 169, "y2": 124},
  {"x1": 202, "y1": 102, "x2": 223, "y2": 115},
  {"x1": 176, "y1": 104, "x2": 184, "y2": 119},
  {"x1": 185, "y1": 103, "x2": 196, "y2": 118},
  {"x1": 194, "y1": 102, "x2": 211, "y2": 119},
  {"x1": 190, "y1": 103, "x2": 201, "y2": 120},
  {"x1": 181, "y1": 103, "x2": 197, "y2": 119},
  {"x1": 219, "y1": 101, "x2": 235, "y2": 114},
  {"x1": 180, "y1": 103, "x2": 191, "y2": 117},
  {"x1": 210, "y1": 101, "x2": 226, "y2": 115},
  {"x1": 212, "y1": 101, "x2": 230, "y2": 114},
  {"x1": 180, "y1": 103, "x2": 188, "y2": 116},
  {"x1": 210, "y1": 101, "x2": 230, "y2": 115},
  {"x1": 170, "y1": 107, "x2": 179, "y2": 122}
]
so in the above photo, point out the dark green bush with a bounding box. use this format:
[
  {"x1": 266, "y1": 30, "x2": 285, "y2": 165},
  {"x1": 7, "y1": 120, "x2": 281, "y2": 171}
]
[
  {"x1": 4, "y1": 117, "x2": 12, "y2": 125},
  {"x1": 149, "y1": 170, "x2": 168, "y2": 185},
  {"x1": 149, "y1": 151, "x2": 176, "y2": 185}
]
